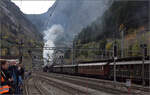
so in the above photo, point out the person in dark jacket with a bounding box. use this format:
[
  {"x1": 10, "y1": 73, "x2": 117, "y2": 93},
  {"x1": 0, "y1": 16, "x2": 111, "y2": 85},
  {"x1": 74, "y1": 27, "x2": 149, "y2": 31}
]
[
  {"x1": 18, "y1": 64, "x2": 24, "y2": 80},
  {"x1": 8, "y1": 61, "x2": 20, "y2": 94},
  {"x1": 17, "y1": 64, "x2": 24, "y2": 93},
  {"x1": 1, "y1": 60, "x2": 13, "y2": 94}
]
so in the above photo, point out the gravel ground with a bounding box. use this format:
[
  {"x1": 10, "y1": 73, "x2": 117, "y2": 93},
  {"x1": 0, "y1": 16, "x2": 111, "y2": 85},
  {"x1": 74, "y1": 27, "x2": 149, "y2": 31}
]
[
  {"x1": 37, "y1": 72, "x2": 150, "y2": 95},
  {"x1": 40, "y1": 77, "x2": 114, "y2": 95},
  {"x1": 26, "y1": 78, "x2": 42, "y2": 95},
  {"x1": 31, "y1": 73, "x2": 115, "y2": 95},
  {"x1": 26, "y1": 72, "x2": 149, "y2": 95}
]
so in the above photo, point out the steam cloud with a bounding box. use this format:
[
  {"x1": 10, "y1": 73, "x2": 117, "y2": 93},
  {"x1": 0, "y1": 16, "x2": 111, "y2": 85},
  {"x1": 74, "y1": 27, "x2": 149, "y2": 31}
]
[{"x1": 43, "y1": 24, "x2": 64, "y2": 64}]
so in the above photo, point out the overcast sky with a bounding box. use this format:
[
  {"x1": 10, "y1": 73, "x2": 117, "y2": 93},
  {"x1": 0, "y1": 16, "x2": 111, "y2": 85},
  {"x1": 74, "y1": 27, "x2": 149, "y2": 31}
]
[{"x1": 11, "y1": 0, "x2": 55, "y2": 14}]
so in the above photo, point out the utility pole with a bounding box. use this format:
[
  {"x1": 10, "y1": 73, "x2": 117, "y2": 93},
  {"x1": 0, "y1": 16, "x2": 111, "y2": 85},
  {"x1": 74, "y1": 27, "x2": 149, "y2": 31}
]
[
  {"x1": 18, "y1": 24, "x2": 23, "y2": 64},
  {"x1": 113, "y1": 41, "x2": 117, "y2": 86},
  {"x1": 19, "y1": 40, "x2": 23, "y2": 64},
  {"x1": 142, "y1": 45, "x2": 145, "y2": 86},
  {"x1": 72, "y1": 35, "x2": 77, "y2": 65},
  {"x1": 141, "y1": 44, "x2": 147, "y2": 86},
  {"x1": 28, "y1": 50, "x2": 33, "y2": 69},
  {"x1": 121, "y1": 29, "x2": 124, "y2": 58},
  {"x1": 120, "y1": 24, "x2": 125, "y2": 58},
  {"x1": 149, "y1": 48, "x2": 150, "y2": 88},
  {"x1": 72, "y1": 40, "x2": 75, "y2": 65},
  {"x1": 0, "y1": 16, "x2": 2, "y2": 86}
]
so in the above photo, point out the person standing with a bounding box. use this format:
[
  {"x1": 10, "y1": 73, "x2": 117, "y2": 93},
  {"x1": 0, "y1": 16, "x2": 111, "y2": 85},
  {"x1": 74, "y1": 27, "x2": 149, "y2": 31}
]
[
  {"x1": 18, "y1": 64, "x2": 24, "y2": 80},
  {"x1": 17, "y1": 64, "x2": 24, "y2": 94},
  {"x1": 0, "y1": 60, "x2": 13, "y2": 94},
  {"x1": 8, "y1": 61, "x2": 19, "y2": 94}
]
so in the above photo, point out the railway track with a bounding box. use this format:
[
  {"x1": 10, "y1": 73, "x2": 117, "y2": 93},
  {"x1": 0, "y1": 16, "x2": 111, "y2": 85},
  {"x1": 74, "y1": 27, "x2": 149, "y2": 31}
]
[
  {"x1": 24, "y1": 74, "x2": 90, "y2": 95},
  {"x1": 24, "y1": 76, "x2": 50, "y2": 95},
  {"x1": 38, "y1": 77, "x2": 89, "y2": 95},
  {"x1": 37, "y1": 72, "x2": 150, "y2": 95},
  {"x1": 32, "y1": 72, "x2": 114, "y2": 95}
]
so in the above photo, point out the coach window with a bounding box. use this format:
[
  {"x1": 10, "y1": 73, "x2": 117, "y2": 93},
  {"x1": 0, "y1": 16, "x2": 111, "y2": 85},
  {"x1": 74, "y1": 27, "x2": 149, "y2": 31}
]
[
  {"x1": 93, "y1": 66, "x2": 95, "y2": 71},
  {"x1": 85, "y1": 66, "x2": 87, "y2": 69},
  {"x1": 102, "y1": 66, "x2": 104, "y2": 70},
  {"x1": 96, "y1": 66, "x2": 99, "y2": 69},
  {"x1": 97, "y1": 66, "x2": 100, "y2": 71},
  {"x1": 94, "y1": 66, "x2": 96, "y2": 69},
  {"x1": 89, "y1": 66, "x2": 91, "y2": 69},
  {"x1": 94, "y1": 66, "x2": 97, "y2": 71},
  {"x1": 82, "y1": 66, "x2": 84, "y2": 69},
  {"x1": 125, "y1": 65, "x2": 128, "y2": 70},
  {"x1": 116, "y1": 65, "x2": 119, "y2": 71},
  {"x1": 99, "y1": 66, "x2": 101, "y2": 70},
  {"x1": 86, "y1": 66, "x2": 88, "y2": 69}
]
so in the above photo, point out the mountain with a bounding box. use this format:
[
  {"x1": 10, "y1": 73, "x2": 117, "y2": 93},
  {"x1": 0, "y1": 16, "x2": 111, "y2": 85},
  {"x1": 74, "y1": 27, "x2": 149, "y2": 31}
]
[
  {"x1": 73, "y1": 0, "x2": 149, "y2": 62},
  {"x1": 0, "y1": 0, "x2": 43, "y2": 69},
  {"x1": 77, "y1": 0, "x2": 149, "y2": 43},
  {"x1": 26, "y1": 0, "x2": 112, "y2": 46},
  {"x1": 26, "y1": 13, "x2": 48, "y2": 33}
]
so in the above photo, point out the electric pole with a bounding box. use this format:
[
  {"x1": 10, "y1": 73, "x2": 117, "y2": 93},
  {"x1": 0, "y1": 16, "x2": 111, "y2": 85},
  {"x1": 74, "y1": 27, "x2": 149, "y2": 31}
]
[
  {"x1": 120, "y1": 24, "x2": 126, "y2": 58},
  {"x1": 113, "y1": 24, "x2": 118, "y2": 86},
  {"x1": 72, "y1": 40, "x2": 75, "y2": 65},
  {"x1": 0, "y1": 16, "x2": 2, "y2": 86},
  {"x1": 72, "y1": 35, "x2": 77, "y2": 65},
  {"x1": 113, "y1": 41, "x2": 117, "y2": 85},
  {"x1": 121, "y1": 29, "x2": 124, "y2": 58},
  {"x1": 140, "y1": 44, "x2": 147, "y2": 86}
]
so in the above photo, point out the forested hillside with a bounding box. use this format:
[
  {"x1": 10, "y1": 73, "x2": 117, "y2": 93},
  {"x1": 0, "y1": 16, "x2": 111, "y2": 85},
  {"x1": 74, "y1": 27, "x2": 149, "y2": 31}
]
[
  {"x1": 0, "y1": 0, "x2": 43, "y2": 69},
  {"x1": 65, "y1": 1, "x2": 149, "y2": 62}
]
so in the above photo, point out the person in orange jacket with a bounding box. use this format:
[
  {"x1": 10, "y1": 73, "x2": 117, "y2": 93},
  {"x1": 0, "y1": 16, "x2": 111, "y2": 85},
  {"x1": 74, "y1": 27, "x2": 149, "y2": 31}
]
[{"x1": 0, "y1": 60, "x2": 13, "y2": 94}]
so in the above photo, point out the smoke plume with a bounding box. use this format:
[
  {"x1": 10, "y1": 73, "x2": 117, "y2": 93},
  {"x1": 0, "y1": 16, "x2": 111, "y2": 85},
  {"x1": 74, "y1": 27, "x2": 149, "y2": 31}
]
[{"x1": 43, "y1": 24, "x2": 64, "y2": 64}]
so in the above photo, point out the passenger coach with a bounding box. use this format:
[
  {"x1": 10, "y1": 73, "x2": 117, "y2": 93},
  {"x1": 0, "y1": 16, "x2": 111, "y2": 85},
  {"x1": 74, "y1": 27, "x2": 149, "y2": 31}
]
[
  {"x1": 45, "y1": 60, "x2": 150, "y2": 85},
  {"x1": 78, "y1": 62, "x2": 109, "y2": 78}
]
